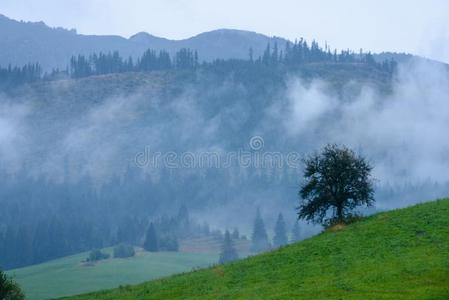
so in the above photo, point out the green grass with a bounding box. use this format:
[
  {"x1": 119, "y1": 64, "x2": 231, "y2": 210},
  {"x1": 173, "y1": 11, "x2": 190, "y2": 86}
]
[
  {"x1": 7, "y1": 249, "x2": 218, "y2": 300},
  {"x1": 65, "y1": 199, "x2": 449, "y2": 300}
]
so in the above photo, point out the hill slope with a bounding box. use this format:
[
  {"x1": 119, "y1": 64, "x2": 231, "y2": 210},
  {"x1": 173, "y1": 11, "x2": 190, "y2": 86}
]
[
  {"x1": 65, "y1": 199, "x2": 449, "y2": 299},
  {"x1": 1, "y1": 14, "x2": 445, "y2": 71},
  {"x1": 6, "y1": 237, "x2": 251, "y2": 300},
  {"x1": 0, "y1": 14, "x2": 286, "y2": 70},
  {"x1": 7, "y1": 250, "x2": 217, "y2": 300}
]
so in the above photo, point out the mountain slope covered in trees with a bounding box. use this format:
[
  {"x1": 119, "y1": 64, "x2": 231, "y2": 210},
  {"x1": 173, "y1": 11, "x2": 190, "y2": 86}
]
[
  {"x1": 65, "y1": 199, "x2": 449, "y2": 299},
  {"x1": 0, "y1": 14, "x2": 287, "y2": 70},
  {"x1": 0, "y1": 40, "x2": 402, "y2": 270},
  {"x1": 2, "y1": 27, "x2": 449, "y2": 272},
  {"x1": 2, "y1": 46, "x2": 449, "y2": 271},
  {"x1": 0, "y1": 14, "x2": 441, "y2": 72}
]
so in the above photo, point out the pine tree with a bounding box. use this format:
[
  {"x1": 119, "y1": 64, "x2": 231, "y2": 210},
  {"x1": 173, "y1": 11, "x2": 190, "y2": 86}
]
[
  {"x1": 177, "y1": 205, "x2": 190, "y2": 237},
  {"x1": 262, "y1": 44, "x2": 271, "y2": 65},
  {"x1": 291, "y1": 221, "x2": 301, "y2": 243},
  {"x1": 219, "y1": 230, "x2": 238, "y2": 264},
  {"x1": 143, "y1": 223, "x2": 158, "y2": 252},
  {"x1": 231, "y1": 228, "x2": 240, "y2": 239},
  {"x1": 250, "y1": 208, "x2": 270, "y2": 252},
  {"x1": 273, "y1": 213, "x2": 288, "y2": 248}
]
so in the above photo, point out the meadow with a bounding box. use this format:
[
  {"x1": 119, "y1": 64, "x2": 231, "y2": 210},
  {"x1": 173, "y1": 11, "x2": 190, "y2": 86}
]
[
  {"x1": 65, "y1": 199, "x2": 449, "y2": 300},
  {"x1": 7, "y1": 249, "x2": 217, "y2": 300}
]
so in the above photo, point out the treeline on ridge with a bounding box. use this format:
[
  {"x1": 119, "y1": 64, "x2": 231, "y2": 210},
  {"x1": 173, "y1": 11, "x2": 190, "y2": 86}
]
[{"x1": 0, "y1": 39, "x2": 397, "y2": 89}]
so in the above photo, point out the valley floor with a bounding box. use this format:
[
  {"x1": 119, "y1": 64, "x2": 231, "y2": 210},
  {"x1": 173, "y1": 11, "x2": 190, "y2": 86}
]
[{"x1": 7, "y1": 247, "x2": 217, "y2": 300}]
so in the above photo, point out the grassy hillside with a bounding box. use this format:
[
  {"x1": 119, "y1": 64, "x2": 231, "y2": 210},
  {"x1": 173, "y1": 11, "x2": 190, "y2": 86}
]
[
  {"x1": 65, "y1": 199, "x2": 449, "y2": 300},
  {"x1": 7, "y1": 236, "x2": 251, "y2": 300},
  {"x1": 6, "y1": 249, "x2": 216, "y2": 300}
]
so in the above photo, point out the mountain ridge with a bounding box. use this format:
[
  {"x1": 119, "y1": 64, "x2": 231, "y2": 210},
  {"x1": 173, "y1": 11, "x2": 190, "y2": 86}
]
[
  {"x1": 0, "y1": 14, "x2": 288, "y2": 70},
  {"x1": 0, "y1": 14, "x2": 441, "y2": 72}
]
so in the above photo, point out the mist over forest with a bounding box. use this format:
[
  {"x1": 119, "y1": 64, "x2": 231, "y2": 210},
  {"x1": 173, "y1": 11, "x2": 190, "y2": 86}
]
[{"x1": 1, "y1": 14, "x2": 449, "y2": 274}]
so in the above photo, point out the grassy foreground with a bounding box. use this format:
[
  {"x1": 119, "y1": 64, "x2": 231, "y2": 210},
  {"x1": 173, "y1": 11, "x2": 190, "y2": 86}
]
[
  {"x1": 65, "y1": 199, "x2": 449, "y2": 300},
  {"x1": 7, "y1": 250, "x2": 217, "y2": 300}
]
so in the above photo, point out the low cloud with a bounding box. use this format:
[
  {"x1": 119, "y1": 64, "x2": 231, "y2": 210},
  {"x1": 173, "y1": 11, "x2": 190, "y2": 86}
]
[{"x1": 283, "y1": 61, "x2": 449, "y2": 184}]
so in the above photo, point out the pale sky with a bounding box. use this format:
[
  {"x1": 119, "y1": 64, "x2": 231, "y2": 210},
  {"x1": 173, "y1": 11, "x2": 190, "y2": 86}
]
[{"x1": 1, "y1": 0, "x2": 449, "y2": 63}]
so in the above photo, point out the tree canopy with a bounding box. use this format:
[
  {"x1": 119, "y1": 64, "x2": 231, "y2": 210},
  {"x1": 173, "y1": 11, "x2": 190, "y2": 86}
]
[
  {"x1": 250, "y1": 208, "x2": 270, "y2": 252},
  {"x1": 218, "y1": 230, "x2": 239, "y2": 264},
  {"x1": 298, "y1": 144, "x2": 374, "y2": 225},
  {"x1": 290, "y1": 222, "x2": 301, "y2": 243},
  {"x1": 143, "y1": 223, "x2": 159, "y2": 252},
  {"x1": 0, "y1": 269, "x2": 25, "y2": 300},
  {"x1": 273, "y1": 213, "x2": 288, "y2": 248}
]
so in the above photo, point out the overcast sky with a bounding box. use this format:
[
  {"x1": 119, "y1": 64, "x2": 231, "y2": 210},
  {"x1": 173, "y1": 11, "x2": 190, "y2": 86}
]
[{"x1": 1, "y1": 0, "x2": 449, "y2": 63}]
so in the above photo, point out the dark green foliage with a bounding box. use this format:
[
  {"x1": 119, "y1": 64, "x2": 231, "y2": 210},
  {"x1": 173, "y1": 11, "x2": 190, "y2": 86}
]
[
  {"x1": 66, "y1": 39, "x2": 396, "y2": 81},
  {"x1": 298, "y1": 144, "x2": 375, "y2": 225},
  {"x1": 231, "y1": 228, "x2": 240, "y2": 240},
  {"x1": 158, "y1": 234, "x2": 179, "y2": 252},
  {"x1": 290, "y1": 221, "x2": 301, "y2": 243},
  {"x1": 116, "y1": 217, "x2": 141, "y2": 246},
  {"x1": 250, "y1": 209, "x2": 270, "y2": 253},
  {"x1": 218, "y1": 230, "x2": 238, "y2": 264},
  {"x1": 0, "y1": 269, "x2": 25, "y2": 300},
  {"x1": 0, "y1": 63, "x2": 41, "y2": 89},
  {"x1": 137, "y1": 50, "x2": 171, "y2": 71},
  {"x1": 175, "y1": 49, "x2": 198, "y2": 69},
  {"x1": 113, "y1": 244, "x2": 135, "y2": 258},
  {"x1": 273, "y1": 213, "x2": 288, "y2": 248},
  {"x1": 86, "y1": 249, "x2": 110, "y2": 262},
  {"x1": 143, "y1": 223, "x2": 159, "y2": 252},
  {"x1": 176, "y1": 205, "x2": 190, "y2": 238}
]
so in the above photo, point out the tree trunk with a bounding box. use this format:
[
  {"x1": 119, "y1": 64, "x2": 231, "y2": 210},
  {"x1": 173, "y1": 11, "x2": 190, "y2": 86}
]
[{"x1": 336, "y1": 204, "x2": 343, "y2": 222}]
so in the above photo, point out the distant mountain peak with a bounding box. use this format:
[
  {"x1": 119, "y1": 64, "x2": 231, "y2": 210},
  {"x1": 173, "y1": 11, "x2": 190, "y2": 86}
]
[
  {"x1": 129, "y1": 32, "x2": 169, "y2": 42},
  {"x1": 0, "y1": 14, "x2": 444, "y2": 70}
]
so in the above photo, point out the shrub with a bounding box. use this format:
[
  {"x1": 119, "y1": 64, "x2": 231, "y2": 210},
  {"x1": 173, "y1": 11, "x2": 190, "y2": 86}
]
[
  {"x1": 86, "y1": 249, "x2": 110, "y2": 262},
  {"x1": 113, "y1": 244, "x2": 135, "y2": 258},
  {"x1": 0, "y1": 269, "x2": 25, "y2": 300}
]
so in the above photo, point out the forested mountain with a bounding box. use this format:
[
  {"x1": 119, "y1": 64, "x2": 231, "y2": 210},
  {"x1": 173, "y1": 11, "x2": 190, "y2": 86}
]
[
  {"x1": 1, "y1": 14, "x2": 449, "y2": 271},
  {"x1": 1, "y1": 45, "x2": 449, "y2": 270},
  {"x1": 0, "y1": 14, "x2": 439, "y2": 72},
  {"x1": 0, "y1": 14, "x2": 287, "y2": 70}
]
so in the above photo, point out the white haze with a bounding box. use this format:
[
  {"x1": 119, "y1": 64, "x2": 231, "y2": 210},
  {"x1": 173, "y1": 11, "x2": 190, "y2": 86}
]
[
  {"x1": 0, "y1": 61, "x2": 448, "y2": 234},
  {"x1": 283, "y1": 61, "x2": 449, "y2": 184},
  {"x1": 0, "y1": 61, "x2": 448, "y2": 186}
]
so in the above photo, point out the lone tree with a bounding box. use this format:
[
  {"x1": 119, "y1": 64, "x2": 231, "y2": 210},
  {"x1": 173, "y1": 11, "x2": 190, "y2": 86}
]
[
  {"x1": 273, "y1": 213, "x2": 288, "y2": 248},
  {"x1": 218, "y1": 230, "x2": 239, "y2": 264},
  {"x1": 143, "y1": 223, "x2": 159, "y2": 252},
  {"x1": 298, "y1": 144, "x2": 374, "y2": 225},
  {"x1": 250, "y1": 208, "x2": 270, "y2": 252}
]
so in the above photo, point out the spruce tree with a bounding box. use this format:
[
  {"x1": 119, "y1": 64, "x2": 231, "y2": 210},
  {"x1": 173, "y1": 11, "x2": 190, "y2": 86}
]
[
  {"x1": 231, "y1": 228, "x2": 240, "y2": 240},
  {"x1": 250, "y1": 208, "x2": 270, "y2": 252},
  {"x1": 291, "y1": 221, "x2": 301, "y2": 243},
  {"x1": 273, "y1": 213, "x2": 288, "y2": 248},
  {"x1": 143, "y1": 223, "x2": 159, "y2": 252},
  {"x1": 177, "y1": 205, "x2": 190, "y2": 237},
  {"x1": 218, "y1": 230, "x2": 238, "y2": 264}
]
